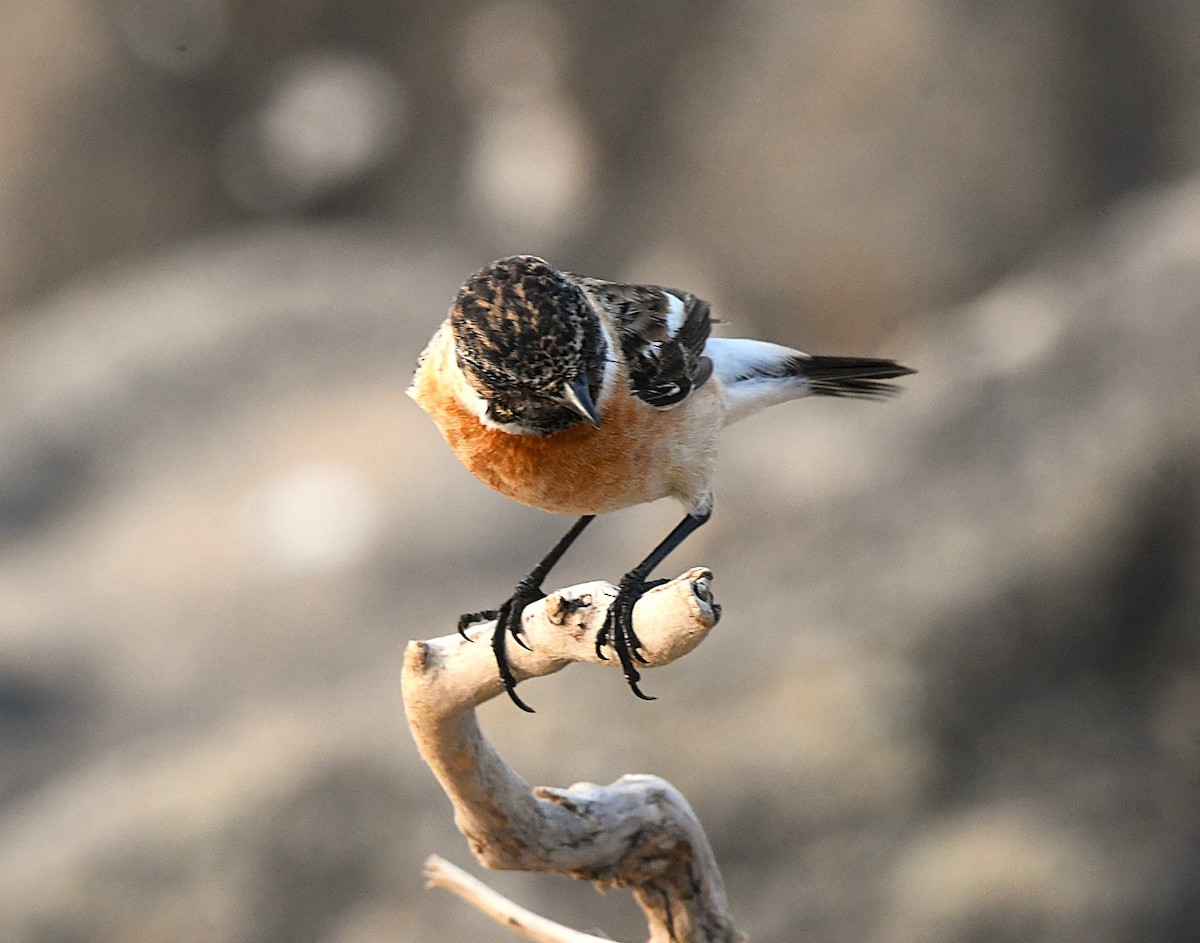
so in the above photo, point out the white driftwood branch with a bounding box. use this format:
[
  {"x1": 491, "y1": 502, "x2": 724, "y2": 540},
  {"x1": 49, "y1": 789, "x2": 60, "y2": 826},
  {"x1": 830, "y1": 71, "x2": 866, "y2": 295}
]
[
  {"x1": 424, "y1": 854, "x2": 611, "y2": 943},
  {"x1": 402, "y1": 568, "x2": 745, "y2": 943}
]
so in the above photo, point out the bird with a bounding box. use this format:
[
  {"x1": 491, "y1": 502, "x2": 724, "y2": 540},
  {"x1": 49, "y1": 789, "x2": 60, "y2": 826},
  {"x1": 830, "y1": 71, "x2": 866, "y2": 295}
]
[{"x1": 408, "y1": 255, "x2": 914, "y2": 711}]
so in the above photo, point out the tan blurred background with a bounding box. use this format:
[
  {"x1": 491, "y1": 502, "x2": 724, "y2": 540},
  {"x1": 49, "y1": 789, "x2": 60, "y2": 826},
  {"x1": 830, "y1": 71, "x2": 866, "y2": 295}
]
[{"x1": 2, "y1": 1, "x2": 1199, "y2": 941}]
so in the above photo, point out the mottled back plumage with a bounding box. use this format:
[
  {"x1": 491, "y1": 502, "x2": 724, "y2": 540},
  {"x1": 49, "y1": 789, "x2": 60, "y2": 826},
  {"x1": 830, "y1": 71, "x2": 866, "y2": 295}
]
[{"x1": 574, "y1": 277, "x2": 714, "y2": 408}]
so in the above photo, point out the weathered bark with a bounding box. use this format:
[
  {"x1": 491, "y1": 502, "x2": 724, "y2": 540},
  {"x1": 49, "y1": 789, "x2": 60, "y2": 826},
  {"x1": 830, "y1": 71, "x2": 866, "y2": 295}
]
[{"x1": 403, "y1": 569, "x2": 745, "y2": 943}]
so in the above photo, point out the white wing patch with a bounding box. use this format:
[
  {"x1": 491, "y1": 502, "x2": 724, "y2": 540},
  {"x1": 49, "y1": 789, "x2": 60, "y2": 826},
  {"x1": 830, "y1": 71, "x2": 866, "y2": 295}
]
[{"x1": 663, "y1": 291, "x2": 686, "y2": 336}]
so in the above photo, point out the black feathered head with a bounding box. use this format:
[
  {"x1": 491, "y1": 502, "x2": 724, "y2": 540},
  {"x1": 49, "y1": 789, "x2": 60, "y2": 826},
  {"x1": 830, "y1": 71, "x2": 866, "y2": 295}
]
[{"x1": 450, "y1": 256, "x2": 604, "y2": 434}]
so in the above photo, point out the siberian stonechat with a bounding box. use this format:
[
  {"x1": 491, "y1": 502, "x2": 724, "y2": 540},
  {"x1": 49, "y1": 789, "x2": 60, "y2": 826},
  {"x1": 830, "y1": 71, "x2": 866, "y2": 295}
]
[{"x1": 409, "y1": 255, "x2": 913, "y2": 710}]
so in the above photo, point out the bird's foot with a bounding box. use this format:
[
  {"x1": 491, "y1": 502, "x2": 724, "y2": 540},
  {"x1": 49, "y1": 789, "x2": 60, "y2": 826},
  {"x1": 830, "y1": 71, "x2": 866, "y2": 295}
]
[
  {"x1": 596, "y1": 574, "x2": 669, "y2": 700},
  {"x1": 458, "y1": 579, "x2": 546, "y2": 712}
]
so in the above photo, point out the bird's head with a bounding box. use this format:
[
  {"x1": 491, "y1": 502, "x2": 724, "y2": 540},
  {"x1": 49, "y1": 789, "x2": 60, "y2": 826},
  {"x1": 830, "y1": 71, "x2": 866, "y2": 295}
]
[{"x1": 450, "y1": 256, "x2": 605, "y2": 435}]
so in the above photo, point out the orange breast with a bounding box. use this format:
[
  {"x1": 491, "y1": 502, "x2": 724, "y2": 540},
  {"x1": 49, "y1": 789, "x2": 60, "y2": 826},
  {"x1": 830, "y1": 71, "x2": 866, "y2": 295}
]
[{"x1": 409, "y1": 325, "x2": 723, "y2": 515}]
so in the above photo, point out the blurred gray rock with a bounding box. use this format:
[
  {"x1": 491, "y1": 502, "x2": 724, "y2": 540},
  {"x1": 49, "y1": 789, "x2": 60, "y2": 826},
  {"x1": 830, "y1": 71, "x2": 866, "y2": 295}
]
[
  {"x1": 2, "y1": 5, "x2": 1200, "y2": 941},
  {"x1": 636, "y1": 2, "x2": 1200, "y2": 348},
  {"x1": 5, "y1": 1, "x2": 1200, "y2": 338},
  {"x1": 1, "y1": 170, "x2": 1198, "y2": 941}
]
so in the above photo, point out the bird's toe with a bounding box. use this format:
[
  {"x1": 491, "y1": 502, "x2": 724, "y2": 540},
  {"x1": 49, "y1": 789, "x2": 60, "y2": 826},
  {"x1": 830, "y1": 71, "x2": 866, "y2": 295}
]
[{"x1": 600, "y1": 577, "x2": 657, "y2": 700}]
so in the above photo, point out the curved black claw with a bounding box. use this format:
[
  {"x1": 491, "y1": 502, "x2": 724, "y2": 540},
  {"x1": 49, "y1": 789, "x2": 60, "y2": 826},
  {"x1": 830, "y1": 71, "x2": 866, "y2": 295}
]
[
  {"x1": 459, "y1": 581, "x2": 546, "y2": 712},
  {"x1": 457, "y1": 609, "x2": 498, "y2": 639},
  {"x1": 597, "y1": 575, "x2": 657, "y2": 701}
]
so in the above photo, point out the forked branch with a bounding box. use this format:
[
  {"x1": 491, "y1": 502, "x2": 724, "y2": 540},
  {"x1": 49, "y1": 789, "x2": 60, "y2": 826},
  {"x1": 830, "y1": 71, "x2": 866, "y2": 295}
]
[{"x1": 402, "y1": 568, "x2": 745, "y2": 943}]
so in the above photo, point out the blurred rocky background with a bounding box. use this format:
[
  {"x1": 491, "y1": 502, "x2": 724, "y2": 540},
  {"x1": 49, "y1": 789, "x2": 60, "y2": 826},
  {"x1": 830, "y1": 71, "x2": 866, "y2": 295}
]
[{"x1": 1, "y1": 1, "x2": 1198, "y2": 941}]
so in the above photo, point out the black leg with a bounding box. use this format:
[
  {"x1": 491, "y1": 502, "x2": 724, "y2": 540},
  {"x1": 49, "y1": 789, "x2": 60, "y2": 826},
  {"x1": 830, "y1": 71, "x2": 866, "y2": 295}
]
[
  {"x1": 597, "y1": 510, "x2": 711, "y2": 700},
  {"x1": 458, "y1": 515, "x2": 595, "y2": 712}
]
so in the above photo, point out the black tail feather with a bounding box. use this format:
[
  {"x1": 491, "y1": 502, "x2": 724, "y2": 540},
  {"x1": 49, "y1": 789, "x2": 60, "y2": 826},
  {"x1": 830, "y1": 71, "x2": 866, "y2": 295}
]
[{"x1": 792, "y1": 355, "x2": 915, "y2": 399}]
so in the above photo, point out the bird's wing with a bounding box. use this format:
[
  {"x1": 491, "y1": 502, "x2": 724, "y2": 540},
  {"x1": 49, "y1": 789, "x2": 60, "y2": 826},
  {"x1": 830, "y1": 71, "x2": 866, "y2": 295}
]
[{"x1": 571, "y1": 276, "x2": 714, "y2": 408}]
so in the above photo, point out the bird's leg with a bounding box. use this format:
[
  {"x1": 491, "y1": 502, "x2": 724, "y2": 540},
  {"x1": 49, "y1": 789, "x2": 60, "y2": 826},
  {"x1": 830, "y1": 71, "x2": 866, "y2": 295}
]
[
  {"x1": 458, "y1": 514, "x2": 594, "y2": 712},
  {"x1": 597, "y1": 510, "x2": 711, "y2": 700}
]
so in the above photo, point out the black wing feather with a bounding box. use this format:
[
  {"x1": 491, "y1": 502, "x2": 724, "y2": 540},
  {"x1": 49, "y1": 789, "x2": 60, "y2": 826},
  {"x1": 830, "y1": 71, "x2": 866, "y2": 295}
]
[{"x1": 573, "y1": 278, "x2": 714, "y2": 408}]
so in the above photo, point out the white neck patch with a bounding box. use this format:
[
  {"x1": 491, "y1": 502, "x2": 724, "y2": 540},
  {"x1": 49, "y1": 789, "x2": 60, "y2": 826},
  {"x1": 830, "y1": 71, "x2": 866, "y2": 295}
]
[
  {"x1": 594, "y1": 312, "x2": 619, "y2": 411},
  {"x1": 455, "y1": 378, "x2": 537, "y2": 434}
]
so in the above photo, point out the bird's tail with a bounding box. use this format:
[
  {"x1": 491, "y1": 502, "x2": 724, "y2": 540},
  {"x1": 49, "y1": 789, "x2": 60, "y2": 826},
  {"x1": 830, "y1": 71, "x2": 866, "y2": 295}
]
[
  {"x1": 792, "y1": 355, "x2": 915, "y2": 399},
  {"x1": 704, "y1": 337, "x2": 914, "y2": 424}
]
